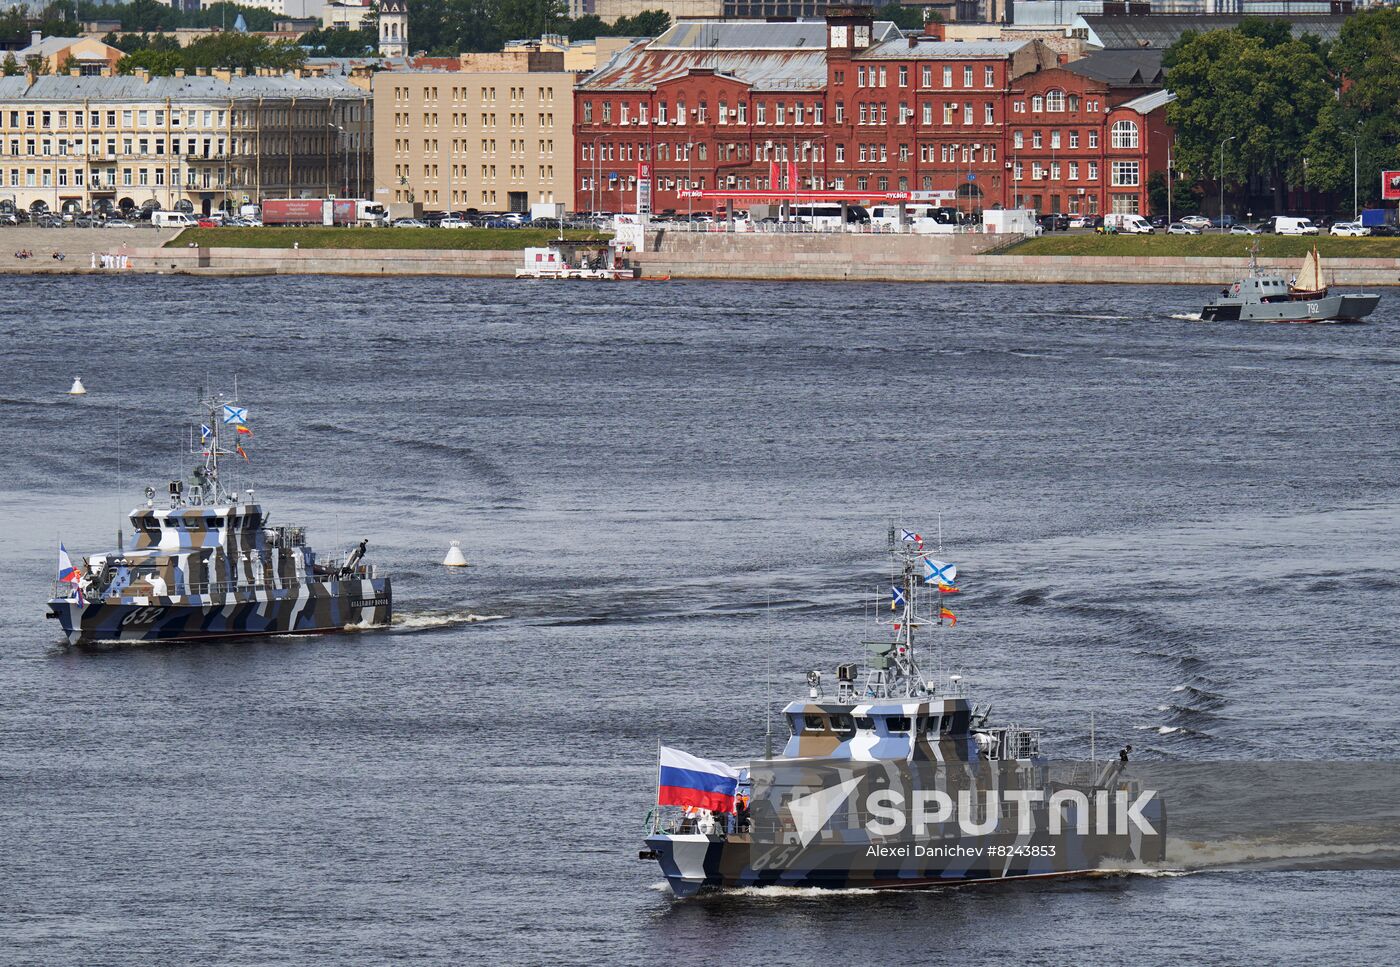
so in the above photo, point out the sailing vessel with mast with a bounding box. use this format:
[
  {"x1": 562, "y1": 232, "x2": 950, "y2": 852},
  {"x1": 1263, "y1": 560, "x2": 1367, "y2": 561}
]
[
  {"x1": 46, "y1": 391, "x2": 392, "y2": 645},
  {"x1": 1202, "y1": 242, "x2": 1380, "y2": 323},
  {"x1": 640, "y1": 526, "x2": 1165, "y2": 896}
]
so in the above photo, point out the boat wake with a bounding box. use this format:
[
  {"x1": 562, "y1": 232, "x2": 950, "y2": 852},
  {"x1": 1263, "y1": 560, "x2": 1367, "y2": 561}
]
[
  {"x1": 384, "y1": 611, "x2": 506, "y2": 632},
  {"x1": 1170, "y1": 312, "x2": 1204, "y2": 322}
]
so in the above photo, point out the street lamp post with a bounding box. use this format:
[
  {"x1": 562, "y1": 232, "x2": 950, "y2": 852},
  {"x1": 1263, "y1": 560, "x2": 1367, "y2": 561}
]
[
  {"x1": 1351, "y1": 124, "x2": 1361, "y2": 221},
  {"x1": 1218, "y1": 135, "x2": 1236, "y2": 232},
  {"x1": 328, "y1": 122, "x2": 348, "y2": 198}
]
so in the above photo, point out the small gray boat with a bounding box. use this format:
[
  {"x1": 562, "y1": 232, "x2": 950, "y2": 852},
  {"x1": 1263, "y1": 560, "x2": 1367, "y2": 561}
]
[{"x1": 1202, "y1": 244, "x2": 1380, "y2": 323}]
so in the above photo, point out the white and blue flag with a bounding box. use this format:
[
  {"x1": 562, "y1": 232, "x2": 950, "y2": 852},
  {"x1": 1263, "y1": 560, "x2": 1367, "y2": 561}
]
[
  {"x1": 890, "y1": 585, "x2": 907, "y2": 611},
  {"x1": 200, "y1": 423, "x2": 213, "y2": 442},
  {"x1": 900, "y1": 529, "x2": 923, "y2": 545},
  {"x1": 221, "y1": 404, "x2": 248, "y2": 426},
  {"x1": 923, "y1": 558, "x2": 957, "y2": 586}
]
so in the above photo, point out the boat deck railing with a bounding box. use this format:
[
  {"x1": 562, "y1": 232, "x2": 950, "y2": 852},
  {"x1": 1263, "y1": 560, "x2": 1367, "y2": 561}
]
[{"x1": 51, "y1": 567, "x2": 380, "y2": 601}]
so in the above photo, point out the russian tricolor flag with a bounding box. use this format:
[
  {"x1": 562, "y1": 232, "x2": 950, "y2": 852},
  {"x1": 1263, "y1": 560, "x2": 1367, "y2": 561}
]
[
  {"x1": 658, "y1": 746, "x2": 740, "y2": 814},
  {"x1": 57, "y1": 544, "x2": 80, "y2": 584}
]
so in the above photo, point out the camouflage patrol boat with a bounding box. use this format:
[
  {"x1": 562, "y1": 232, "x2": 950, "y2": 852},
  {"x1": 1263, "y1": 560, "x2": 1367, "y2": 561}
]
[
  {"x1": 46, "y1": 393, "x2": 391, "y2": 645},
  {"x1": 642, "y1": 528, "x2": 1165, "y2": 896}
]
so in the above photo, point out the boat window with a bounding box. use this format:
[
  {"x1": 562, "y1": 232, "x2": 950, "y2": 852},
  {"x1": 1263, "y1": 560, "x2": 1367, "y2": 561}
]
[
  {"x1": 854, "y1": 715, "x2": 875, "y2": 730},
  {"x1": 830, "y1": 712, "x2": 855, "y2": 734},
  {"x1": 946, "y1": 710, "x2": 971, "y2": 734},
  {"x1": 925, "y1": 715, "x2": 941, "y2": 735},
  {"x1": 885, "y1": 715, "x2": 912, "y2": 734},
  {"x1": 803, "y1": 713, "x2": 827, "y2": 731}
]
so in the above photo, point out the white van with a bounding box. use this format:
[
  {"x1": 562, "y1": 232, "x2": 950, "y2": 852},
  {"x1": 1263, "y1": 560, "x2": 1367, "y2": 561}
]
[
  {"x1": 1270, "y1": 216, "x2": 1319, "y2": 236},
  {"x1": 151, "y1": 211, "x2": 197, "y2": 228},
  {"x1": 1103, "y1": 213, "x2": 1154, "y2": 234}
]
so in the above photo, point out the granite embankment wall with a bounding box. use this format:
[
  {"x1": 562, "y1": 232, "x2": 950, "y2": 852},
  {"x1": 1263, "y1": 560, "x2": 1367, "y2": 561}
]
[
  {"x1": 3, "y1": 231, "x2": 1398, "y2": 285},
  {"x1": 634, "y1": 232, "x2": 1400, "y2": 285}
]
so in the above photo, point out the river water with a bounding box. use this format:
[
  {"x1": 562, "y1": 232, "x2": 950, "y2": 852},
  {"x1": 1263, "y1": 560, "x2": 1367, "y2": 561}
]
[{"x1": 2, "y1": 276, "x2": 1399, "y2": 964}]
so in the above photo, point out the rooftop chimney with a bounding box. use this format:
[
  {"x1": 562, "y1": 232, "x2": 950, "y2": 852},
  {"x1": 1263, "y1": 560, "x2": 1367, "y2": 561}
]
[
  {"x1": 30, "y1": 29, "x2": 41, "y2": 48},
  {"x1": 134, "y1": 67, "x2": 150, "y2": 83},
  {"x1": 923, "y1": 21, "x2": 945, "y2": 40},
  {"x1": 174, "y1": 67, "x2": 186, "y2": 78}
]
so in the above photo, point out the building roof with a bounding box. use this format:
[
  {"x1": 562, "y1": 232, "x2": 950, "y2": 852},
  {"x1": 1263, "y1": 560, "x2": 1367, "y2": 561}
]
[
  {"x1": 1115, "y1": 87, "x2": 1174, "y2": 114},
  {"x1": 1064, "y1": 46, "x2": 1164, "y2": 86},
  {"x1": 0, "y1": 73, "x2": 369, "y2": 101},
  {"x1": 1078, "y1": 13, "x2": 1350, "y2": 49},
  {"x1": 857, "y1": 38, "x2": 1034, "y2": 60},
  {"x1": 579, "y1": 20, "x2": 903, "y2": 92},
  {"x1": 651, "y1": 20, "x2": 898, "y2": 50}
]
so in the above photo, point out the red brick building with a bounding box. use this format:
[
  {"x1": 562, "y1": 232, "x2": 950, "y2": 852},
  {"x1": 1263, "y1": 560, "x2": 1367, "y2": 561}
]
[{"x1": 572, "y1": 8, "x2": 1172, "y2": 216}]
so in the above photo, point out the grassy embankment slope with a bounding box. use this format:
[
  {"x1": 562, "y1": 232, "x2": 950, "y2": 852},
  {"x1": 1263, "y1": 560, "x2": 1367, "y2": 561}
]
[
  {"x1": 167, "y1": 227, "x2": 609, "y2": 249},
  {"x1": 1005, "y1": 235, "x2": 1400, "y2": 258}
]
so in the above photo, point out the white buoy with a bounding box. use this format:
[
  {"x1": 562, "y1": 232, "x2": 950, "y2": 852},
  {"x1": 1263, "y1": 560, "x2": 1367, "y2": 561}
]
[
  {"x1": 68, "y1": 377, "x2": 86, "y2": 395},
  {"x1": 442, "y1": 541, "x2": 469, "y2": 567}
]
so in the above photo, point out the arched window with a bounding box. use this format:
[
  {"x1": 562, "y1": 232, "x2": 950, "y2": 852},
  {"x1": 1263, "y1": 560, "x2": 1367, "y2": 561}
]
[
  {"x1": 1045, "y1": 89, "x2": 1065, "y2": 112},
  {"x1": 1112, "y1": 120, "x2": 1139, "y2": 149}
]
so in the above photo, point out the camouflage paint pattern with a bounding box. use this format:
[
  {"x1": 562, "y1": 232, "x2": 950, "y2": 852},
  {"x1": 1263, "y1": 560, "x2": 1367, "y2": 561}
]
[{"x1": 47, "y1": 501, "x2": 391, "y2": 645}]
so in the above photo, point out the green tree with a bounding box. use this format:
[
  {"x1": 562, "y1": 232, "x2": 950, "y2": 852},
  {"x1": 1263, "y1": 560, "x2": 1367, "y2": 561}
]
[
  {"x1": 299, "y1": 26, "x2": 377, "y2": 56},
  {"x1": 1147, "y1": 170, "x2": 1201, "y2": 217},
  {"x1": 1302, "y1": 7, "x2": 1400, "y2": 210},
  {"x1": 611, "y1": 9, "x2": 670, "y2": 36},
  {"x1": 1164, "y1": 27, "x2": 1332, "y2": 213},
  {"x1": 496, "y1": 0, "x2": 566, "y2": 41},
  {"x1": 116, "y1": 47, "x2": 185, "y2": 74},
  {"x1": 874, "y1": 2, "x2": 928, "y2": 30},
  {"x1": 566, "y1": 14, "x2": 605, "y2": 41},
  {"x1": 1, "y1": 53, "x2": 20, "y2": 76}
]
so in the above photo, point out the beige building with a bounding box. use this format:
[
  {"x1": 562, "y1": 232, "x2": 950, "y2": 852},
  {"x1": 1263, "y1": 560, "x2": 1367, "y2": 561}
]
[
  {"x1": 0, "y1": 69, "x2": 372, "y2": 216},
  {"x1": 503, "y1": 34, "x2": 640, "y2": 73},
  {"x1": 11, "y1": 33, "x2": 124, "y2": 75},
  {"x1": 373, "y1": 64, "x2": 574, "y2": 213}
]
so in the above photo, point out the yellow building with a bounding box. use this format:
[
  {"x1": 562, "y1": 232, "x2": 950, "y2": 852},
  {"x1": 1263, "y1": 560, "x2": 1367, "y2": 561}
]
[
  {"x1": 0, "y1": 68, "x2": 372, "y2": 216},
  {"x1": 12, "y1": 33, "x2": 124, "y2": 75},
  {"x1": 372, "y1": 66, "x2": 574, "y2": 213}
]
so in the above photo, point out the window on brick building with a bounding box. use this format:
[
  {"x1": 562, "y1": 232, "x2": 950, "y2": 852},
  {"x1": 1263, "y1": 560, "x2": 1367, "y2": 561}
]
[
  {"x1": 582, "y1": 102, "x2": 592, "y2": 123},
  {"x1": 985, "y1": 103, "x2": 994, "y2": 124},
  {"x1": 1032, "y1": 95, "x2": 1043, "y2": 112},
  {"x1": 1013, "y1": 130, "x2": 1023, "y2": 149},
  {"x1": 834, "y1": 101, "x2": 843, "y2": 123},
  {"x1": 879, "y1": 67, "x2": 887, "y2": 86},
  {"x1": 1089, "y1": 130, "x2": 1098, "y2": 148},
  {"x1": 1032, "y1": 130, "x2": 1042, "y2": 148},
  {"x1": 922, "y1": 103, "x2": 932, "y2": 125},
  {"x1": 1111, "y1": 120, "x2": 1139, "y2": 148},
  {"x1": 963, "y1": 105, "x2": 972, "y2": 124},
  {"x1": 858, "y1": 66, "x2": 867, "y2": 86},
  {"x1": 814, "y1": 102, "x2": 823, "y2": 124},
  {"x1": 899, "y1": 66, "x2": 908, "y2": 86},
  {"x1": 1069, "y1": 161, "x2": 1079, "y2": 180},
  {"x1": 922, "y1": 65, "x2": 932, "y2": 86},
  {"x1": 1069, "y1": 131, "x2": 1079, "y2": 148},
  {"x1": 984, "y1": 66, "x2": 994, "y2": 87},
  {"x1": 1046, "y1": 90, "x2": 1065, "y2": 112},
  {"x1": 963, "y1": 66, "x2": 972, "y2": 86},
  {"x1": 836, "y1": 143, "x2": 845, "y2": 162},
  {"x1": 1088, "y1": 161, "x2": 1099, "y2": 180},
  {"x1": 1111, "y1": 160, "x2": 1139, "y2": 186},
  {"x1": 1051, "y1": 130, "x2": 1060, "y2": 149},
  {"x1": 942, "y1": 66, "x2": 952, "y2": 87},
  {"x1": 943, "y1": 104, "x2": 953, "y2": 124},
  {"x1": 1068, "y1": 94, "x2": 1080, "y2": 112}
]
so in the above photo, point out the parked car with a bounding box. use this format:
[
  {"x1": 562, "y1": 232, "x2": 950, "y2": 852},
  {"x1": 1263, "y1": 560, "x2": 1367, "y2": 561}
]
[
  {"x1": 392, "y1": 218, "x2": 429, "y2": 228},
  {"x1": 35, "y1": 214, "x2": 65, "y2": 228},
  {"x1": 0, "y1": 211, "x2": 18, "y2": 226},
  {"x1": 73, "y1": 215, "x2": 100, "y2": 228},
  {"x1": 1329, "y1": 221, "x2": 1370, "y2": 237},
  {"x1": 1039, "y1": 212, "x2": 1070, "y2": 232},
  {"x1": 1148, "y1": 214, "x2": 1170, "y2": 228},
  {"x1": 105, "y1": 218, "x2": 134, "y2": 228},
  {"x1": 1166, "y1": 221, "x2": 1200, "y2": 235},
  {"x1": 1366, "y1": 224, "x2": 1399, "y2": 237},
  {"x1": 438, "y1": 217, "x2": 472, "y2": 228},
  {"x1": 1229, "y1": 224, "x2": 1262, "y2": 235},
  {"x1": 196, "y1": 217, "x2": 221, "y2": 228},
  {"x1": 1179, "y1": 215, "x2": 1211, "y2": 230}
]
